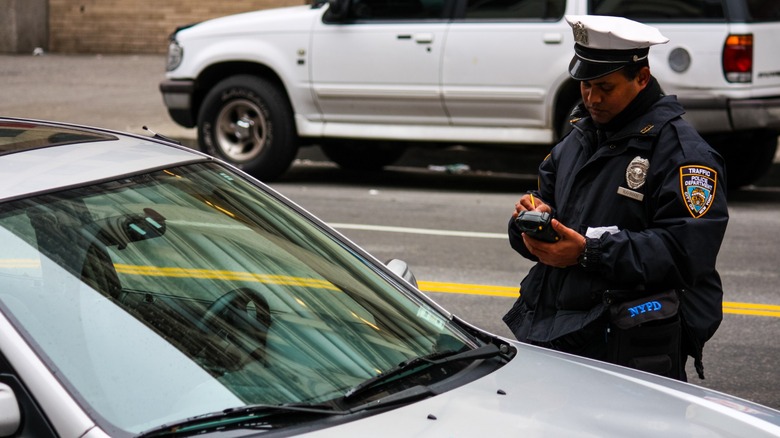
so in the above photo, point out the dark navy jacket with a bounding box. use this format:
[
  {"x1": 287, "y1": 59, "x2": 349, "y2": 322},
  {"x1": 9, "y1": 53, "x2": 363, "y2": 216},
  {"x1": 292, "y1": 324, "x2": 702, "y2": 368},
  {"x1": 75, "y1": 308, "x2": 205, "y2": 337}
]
[{"x1": 503, "y1": 96, "x2": 729, "y2": 354}]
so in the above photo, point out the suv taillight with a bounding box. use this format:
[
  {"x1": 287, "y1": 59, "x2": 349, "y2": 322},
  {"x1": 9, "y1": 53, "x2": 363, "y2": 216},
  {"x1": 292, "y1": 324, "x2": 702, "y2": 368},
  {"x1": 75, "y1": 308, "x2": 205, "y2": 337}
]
[{"x1": 723, "y1": 34, "x2": 753, "y2": 83}]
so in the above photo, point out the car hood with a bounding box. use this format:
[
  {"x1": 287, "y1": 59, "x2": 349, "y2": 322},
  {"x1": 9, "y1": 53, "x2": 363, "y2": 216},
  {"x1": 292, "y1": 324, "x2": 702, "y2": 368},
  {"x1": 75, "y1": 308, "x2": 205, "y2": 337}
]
[{"x1": 302, "y1": 341, "x2": 780, "y2": 437}]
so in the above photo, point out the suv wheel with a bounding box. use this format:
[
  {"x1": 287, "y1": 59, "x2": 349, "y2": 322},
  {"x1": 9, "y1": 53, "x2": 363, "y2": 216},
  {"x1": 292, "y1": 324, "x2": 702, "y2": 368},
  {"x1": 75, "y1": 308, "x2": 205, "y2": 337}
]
[
  {"x1": 198, "y1": 75, "x2": 298, "y2": 181},
  {"x1": 555, "y1": 82, "x2": 582, "y2": 141},
  {"x1": 707, "y1": 130, "x2": 779, "y2": 189},
  {"x1": 320, "y1": 141, "x2": 407, "y2": 170}
]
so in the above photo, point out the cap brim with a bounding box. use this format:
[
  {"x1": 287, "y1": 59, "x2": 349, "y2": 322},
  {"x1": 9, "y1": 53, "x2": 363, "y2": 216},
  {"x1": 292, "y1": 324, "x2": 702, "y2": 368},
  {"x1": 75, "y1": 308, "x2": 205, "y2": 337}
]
[{"x1": 568, "y1": 56, "x2": 625, "y2": 81}]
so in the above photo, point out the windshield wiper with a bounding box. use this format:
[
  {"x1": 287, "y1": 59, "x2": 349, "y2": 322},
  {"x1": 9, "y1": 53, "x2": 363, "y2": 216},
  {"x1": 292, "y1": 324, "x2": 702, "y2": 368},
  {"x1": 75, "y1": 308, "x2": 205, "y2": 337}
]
[
  {"x1": 136, "y1": 403, "x2": 342, "y2": 437},
  {"x1": 343, "y1": 343, "x2": 507, "y2": 401}
]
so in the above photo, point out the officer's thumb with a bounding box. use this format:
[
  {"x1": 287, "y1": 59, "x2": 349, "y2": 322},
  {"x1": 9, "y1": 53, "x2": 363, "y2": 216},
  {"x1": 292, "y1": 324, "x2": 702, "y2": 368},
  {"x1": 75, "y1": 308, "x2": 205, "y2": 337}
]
[{"x1": 551, "y1": 219, "x2": 573, "y2": 238}]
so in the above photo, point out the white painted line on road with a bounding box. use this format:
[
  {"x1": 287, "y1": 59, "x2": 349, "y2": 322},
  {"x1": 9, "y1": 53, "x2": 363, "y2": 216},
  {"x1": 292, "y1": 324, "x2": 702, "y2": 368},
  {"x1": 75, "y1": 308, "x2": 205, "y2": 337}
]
[{"x1": 330, "y1": 223, "x2": 507, "y2": 239}]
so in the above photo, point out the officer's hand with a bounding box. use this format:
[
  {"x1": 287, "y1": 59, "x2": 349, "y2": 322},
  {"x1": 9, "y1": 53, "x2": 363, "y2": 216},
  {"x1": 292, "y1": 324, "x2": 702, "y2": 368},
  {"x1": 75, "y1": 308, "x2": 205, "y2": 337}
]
[
  {"x1": 522, "y1": 219, "x2": 586, "y2": 268},
  {"x1": 513, "y1": 194, "x2": 551, "y2": 219}
]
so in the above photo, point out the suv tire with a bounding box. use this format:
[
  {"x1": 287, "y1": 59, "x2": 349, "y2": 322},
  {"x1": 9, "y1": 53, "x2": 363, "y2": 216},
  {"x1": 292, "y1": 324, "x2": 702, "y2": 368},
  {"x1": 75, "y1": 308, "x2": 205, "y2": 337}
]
[{"x1": 198, "y1": 75, "x2": 298, "y2": 181}]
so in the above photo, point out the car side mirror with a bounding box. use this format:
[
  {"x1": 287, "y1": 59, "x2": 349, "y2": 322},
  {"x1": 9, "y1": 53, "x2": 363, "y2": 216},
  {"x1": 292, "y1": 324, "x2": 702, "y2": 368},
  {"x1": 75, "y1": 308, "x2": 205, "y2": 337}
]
[
  {"x1": 386, "y1": 259, "x2": 418, "y2": 288},
  {"x1": 0, "y1": 383, "x2": 21, "y2": 437},
  {"x1": 326, "y1": 0, "x2": 350, "y2": 20}
]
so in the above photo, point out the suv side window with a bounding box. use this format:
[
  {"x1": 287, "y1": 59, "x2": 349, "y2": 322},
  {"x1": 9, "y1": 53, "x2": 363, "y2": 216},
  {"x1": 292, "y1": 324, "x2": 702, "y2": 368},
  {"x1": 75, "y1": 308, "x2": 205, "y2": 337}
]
[
  {"x1": 590, "y1": 0, "x2": 725, "y2": 20},
  {"x1": 464, "y1": 0, "x2": 564, "y2": 19},
  {"x1": 348, "y1": 0, "x2": 447, "y2": 19}
]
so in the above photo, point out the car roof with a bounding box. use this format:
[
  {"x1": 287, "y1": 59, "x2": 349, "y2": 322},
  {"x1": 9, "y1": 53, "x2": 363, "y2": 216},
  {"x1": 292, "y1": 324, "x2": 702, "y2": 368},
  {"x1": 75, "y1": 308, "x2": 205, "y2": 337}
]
[{"x1": 0, "y1": 119, "x2": 207, "y2": 201}]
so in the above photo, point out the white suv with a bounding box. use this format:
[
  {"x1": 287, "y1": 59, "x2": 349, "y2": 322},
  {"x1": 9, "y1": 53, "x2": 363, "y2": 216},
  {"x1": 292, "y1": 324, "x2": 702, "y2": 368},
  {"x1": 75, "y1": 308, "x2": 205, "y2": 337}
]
[{"x1": 160, "y1": 0, "x2": 780, "y2": 187}]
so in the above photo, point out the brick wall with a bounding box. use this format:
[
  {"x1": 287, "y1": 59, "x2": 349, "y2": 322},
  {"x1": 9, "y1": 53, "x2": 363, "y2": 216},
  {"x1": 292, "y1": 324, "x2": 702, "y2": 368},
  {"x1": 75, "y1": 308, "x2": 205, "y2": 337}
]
[{"x1": 49, "y1": 0, "x2": 306, "y2": 54}]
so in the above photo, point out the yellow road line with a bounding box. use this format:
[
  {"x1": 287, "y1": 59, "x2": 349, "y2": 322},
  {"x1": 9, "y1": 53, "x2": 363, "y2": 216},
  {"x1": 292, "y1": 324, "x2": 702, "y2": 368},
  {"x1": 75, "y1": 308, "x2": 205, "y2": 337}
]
[
  {"x1": 113, "y1": 264, "x2": 340, "y2": 291},
  {"x1": 722, "y1": 301, "x2": 780, "y2": 318},
  {"x1": 2, "y1": 259, "x2": 779, "y2": 318},
  {"x1": 417, "y1": 281, "x2": 519, "y2": 297},
  {"x1": 418, "y1": 281, "x2": 780, "y2": 319}
]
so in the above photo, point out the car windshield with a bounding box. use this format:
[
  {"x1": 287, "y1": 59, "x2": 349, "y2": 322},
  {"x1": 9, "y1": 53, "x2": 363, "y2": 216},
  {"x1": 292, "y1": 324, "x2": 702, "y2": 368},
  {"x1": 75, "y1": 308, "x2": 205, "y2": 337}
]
[{"x1": 0, "y1": 162, "x2": 472, "y2": 434}]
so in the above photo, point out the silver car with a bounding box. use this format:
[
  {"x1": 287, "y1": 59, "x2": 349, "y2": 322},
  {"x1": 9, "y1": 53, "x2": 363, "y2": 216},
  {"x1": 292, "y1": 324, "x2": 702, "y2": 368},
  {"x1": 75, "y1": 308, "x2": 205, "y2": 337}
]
[{"x1": 0, "y1": 118, "x2": 778, "y2": 437}]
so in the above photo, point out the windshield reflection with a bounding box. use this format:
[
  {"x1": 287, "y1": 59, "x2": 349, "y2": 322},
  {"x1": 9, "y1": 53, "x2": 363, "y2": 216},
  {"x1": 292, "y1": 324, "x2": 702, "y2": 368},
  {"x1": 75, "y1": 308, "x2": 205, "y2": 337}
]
[{"x1": 0, "y1": 163, "x2": 472, "y2": 433}]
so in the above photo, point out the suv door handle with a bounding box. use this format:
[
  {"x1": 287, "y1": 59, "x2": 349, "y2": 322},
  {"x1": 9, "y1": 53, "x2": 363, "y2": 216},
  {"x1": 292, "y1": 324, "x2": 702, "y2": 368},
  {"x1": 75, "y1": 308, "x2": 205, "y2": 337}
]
[
  {"x1": 414, "y1": 33, "x2": 434, "y2": 44},
  {"x1": 398, "y1": 33, "x2": 434, "y2": 44},
  {"x1": 543, "y1": 33, "x2": 563, "y2": 44}
]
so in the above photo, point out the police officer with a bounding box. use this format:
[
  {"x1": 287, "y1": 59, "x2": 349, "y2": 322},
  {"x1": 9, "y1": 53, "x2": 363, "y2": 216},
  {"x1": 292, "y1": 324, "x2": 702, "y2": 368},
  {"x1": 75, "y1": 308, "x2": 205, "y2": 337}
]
[{"x1": 503, "y1": 15, "x2": 729, "y2": 380}]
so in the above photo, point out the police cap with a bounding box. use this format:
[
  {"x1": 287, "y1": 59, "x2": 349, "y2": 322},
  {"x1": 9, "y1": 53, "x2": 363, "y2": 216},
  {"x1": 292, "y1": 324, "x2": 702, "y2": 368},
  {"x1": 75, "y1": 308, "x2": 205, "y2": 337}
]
[{"x1": 565, "y1": 15, "x2": 669, "y2": 81}]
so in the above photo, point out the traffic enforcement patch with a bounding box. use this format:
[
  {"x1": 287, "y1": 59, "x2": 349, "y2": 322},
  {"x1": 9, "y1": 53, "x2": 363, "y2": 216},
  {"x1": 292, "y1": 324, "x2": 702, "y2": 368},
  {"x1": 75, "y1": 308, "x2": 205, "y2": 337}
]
[{"x1": 679, "y1": 165, "x2": 717, "y2": 218}]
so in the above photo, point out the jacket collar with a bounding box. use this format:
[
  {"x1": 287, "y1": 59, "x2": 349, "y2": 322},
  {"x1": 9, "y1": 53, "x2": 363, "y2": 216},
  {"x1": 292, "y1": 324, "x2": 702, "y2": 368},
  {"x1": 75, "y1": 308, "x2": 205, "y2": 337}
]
[{"x1": 571, "y1": 95, "x2": 685, "y2": 144}]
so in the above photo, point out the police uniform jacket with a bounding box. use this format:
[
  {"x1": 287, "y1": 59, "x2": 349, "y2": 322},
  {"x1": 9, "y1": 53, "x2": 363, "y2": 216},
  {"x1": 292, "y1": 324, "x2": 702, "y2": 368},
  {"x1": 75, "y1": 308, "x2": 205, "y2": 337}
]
[{"x1": 503, "y1": 95, "x2": 729, "y2": 352}]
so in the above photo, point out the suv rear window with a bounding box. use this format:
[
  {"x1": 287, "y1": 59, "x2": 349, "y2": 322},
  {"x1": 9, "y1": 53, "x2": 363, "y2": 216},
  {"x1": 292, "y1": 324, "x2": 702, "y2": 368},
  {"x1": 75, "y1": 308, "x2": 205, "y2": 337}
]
[
  {"x1": 745, "y1": 0, "x2": 780, "y2": 21},
  {"x1": 590, "y1": 0, "x2": 726, "y2": 21}
]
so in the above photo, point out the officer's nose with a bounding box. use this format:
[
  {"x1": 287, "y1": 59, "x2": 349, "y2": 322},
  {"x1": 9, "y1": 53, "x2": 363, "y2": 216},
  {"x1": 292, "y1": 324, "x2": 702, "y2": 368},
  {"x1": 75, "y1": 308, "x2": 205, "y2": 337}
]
[{"x1": 585, "y1": 89, "x2": 601, "y2": 104}]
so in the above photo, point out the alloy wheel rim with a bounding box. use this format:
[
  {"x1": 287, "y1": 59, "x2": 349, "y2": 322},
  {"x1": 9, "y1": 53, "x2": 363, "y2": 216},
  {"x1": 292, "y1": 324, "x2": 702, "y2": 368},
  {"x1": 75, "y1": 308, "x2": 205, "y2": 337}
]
[{"x1": 215, "y1": 99, "x2": 268, "y2": 162}]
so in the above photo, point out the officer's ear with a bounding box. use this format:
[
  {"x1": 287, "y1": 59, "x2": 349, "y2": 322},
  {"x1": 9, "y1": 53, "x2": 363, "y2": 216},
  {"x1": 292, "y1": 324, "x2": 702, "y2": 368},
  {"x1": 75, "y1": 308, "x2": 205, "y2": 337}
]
[{"x1": 636, "y1": 66, "x2": 651, "y2": 88}]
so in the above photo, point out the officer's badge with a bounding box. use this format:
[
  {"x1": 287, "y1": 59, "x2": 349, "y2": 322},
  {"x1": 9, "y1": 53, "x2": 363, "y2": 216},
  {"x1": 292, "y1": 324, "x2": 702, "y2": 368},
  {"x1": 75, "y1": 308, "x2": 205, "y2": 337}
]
[
  {"x1": 572, "y1": 21, "x2": 588, "y2": 45},
  {"x1": 626, "y1": 156, "x2": 649, "y2": 189},
  {"x1": 680, "y1": 165, "x2": 718, "y2": 218}
]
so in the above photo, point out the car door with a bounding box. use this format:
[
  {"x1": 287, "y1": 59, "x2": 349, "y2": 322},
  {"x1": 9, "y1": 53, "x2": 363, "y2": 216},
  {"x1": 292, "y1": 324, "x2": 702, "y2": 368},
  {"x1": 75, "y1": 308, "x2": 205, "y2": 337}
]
[
  {"x1": 442, "y1": 0, "x2": 573, "y2": 142},
  {"x1": 310, "y1": 0, "x2": 452, "y2": 132}
]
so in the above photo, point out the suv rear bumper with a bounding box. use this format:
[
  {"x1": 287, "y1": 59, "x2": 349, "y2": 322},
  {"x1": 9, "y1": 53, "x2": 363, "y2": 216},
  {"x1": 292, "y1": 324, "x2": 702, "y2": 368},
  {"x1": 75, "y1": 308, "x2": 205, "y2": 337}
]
[
  {"x1": 730, "y1": 97, "x2": 780, "y2": 131},
  {"x1": 159, "y1": 79, "x2": 196, "y2": 128},
  {"x1": 681, "y1": 96, "x2": 780, "y2": 134}
]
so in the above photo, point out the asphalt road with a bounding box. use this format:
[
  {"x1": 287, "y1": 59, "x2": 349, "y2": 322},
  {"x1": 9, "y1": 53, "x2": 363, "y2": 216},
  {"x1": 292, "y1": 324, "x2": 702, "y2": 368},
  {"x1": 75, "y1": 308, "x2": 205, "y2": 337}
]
[
  {"x1": 0, "y1": 54, "x2": 195, "y2": 140},
  {"x1": 269, "y1": 159, "x2": 780, "y2": 410},
  {"x1": 2, "y1": 53, "x2": 779, "y2": 410}
]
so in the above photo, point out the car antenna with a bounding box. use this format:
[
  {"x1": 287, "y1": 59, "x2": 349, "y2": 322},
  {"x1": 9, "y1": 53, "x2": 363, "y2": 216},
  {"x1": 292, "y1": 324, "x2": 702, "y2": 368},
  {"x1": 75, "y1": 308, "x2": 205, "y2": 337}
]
[{"x1": 143, "y1": 126, "x2": 181, "y2": 145}]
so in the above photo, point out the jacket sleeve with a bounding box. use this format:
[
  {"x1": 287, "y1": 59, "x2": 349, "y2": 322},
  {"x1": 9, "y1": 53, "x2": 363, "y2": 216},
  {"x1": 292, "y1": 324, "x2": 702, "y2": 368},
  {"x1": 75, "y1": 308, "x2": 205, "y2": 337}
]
[
  {"x1": 508, "y1": 152, "x2": 558, "y2": 261},
  {"x1": 586, "y1": 125, "x2": 729, "y2": 290}
]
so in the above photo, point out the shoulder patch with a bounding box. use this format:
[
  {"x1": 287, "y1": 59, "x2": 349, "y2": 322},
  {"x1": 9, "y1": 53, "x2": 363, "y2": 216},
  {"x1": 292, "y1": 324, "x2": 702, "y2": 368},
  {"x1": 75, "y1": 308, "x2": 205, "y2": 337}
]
[{"x1": 679, "y1": 165, "x2": 717, "y2": 218}]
